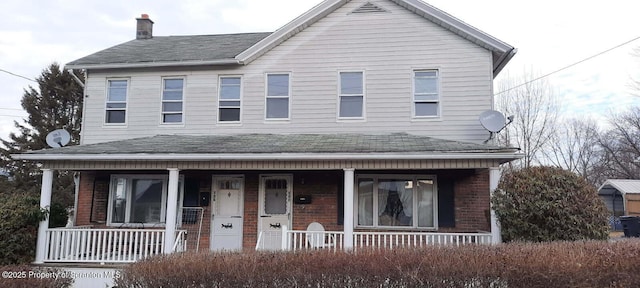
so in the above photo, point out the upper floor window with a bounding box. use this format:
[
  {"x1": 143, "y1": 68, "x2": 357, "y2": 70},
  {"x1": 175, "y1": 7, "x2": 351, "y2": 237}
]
[
  {"x1": 106, "y1": 79, "x2": 127, "y2": 124},
  {"x1": 339, "y1": 71, "x2": 364, "y2": 118},
  {"x1": 162, "y1": 78, "x2": 184, "y2": 124},
  {"x1": 413, "y1": 70, "x2": 439, "y2": 117},
  {"x1": 266, "y1": 73, "x2": 290, "y2": 120},
  {"x1": 219, "y1": 77, "x2": 242, "y2": 122}
]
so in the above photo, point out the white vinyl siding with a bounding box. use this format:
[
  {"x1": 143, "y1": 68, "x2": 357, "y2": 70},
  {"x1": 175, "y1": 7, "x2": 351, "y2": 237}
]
[
  {"x1": 161, "y1": 78, "x2": 184, "y2": 124},
  {"x1": 265, "y1": 73, "x2": 290, "y2": 120},
  {"x1": 105, "y1": 79, "x2": 128, "y2": 124},
  {"x1": 219, "y1": 76, "x2": 242, "y2": 122},
  {"x1": 339, "y1": 71, "x2": 364, "y2": 119},
  {"x1": 80, "y1": 0, "x2": 494, "y2": 145},
  {"x1": 413, "y1": 70, "x2": 439, "y2": 118}
]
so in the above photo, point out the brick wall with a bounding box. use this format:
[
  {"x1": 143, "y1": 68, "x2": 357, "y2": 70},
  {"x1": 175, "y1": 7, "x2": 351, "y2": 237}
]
[{"x1": 452, "y1": 169, "x2": 491, "y2": 232}]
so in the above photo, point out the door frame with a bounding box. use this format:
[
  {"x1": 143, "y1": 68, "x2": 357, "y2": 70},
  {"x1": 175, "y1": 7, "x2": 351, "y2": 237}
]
[
  {"x1": 210, "y1": 175, "x2": 245, "y2": 251},
  {"x1": 258, "y1": 174, "x2": 293, "y2": 232}
]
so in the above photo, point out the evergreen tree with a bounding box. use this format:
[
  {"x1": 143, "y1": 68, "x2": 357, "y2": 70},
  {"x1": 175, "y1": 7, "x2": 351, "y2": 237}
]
[{"x1": 0, "y1": 63, "x2": 84, "y2": 227}]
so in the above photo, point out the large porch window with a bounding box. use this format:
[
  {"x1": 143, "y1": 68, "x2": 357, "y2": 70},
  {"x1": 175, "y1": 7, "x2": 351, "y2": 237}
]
[
  {"x1": 356, "y1": 175, "x2": 437, "y2": 229},
  {"x1": 107, "y1": 175, "x2": 183, "y2": 226}
]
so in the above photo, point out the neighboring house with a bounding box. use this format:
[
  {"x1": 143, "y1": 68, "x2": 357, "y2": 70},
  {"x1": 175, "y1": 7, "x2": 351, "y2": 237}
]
[
  {"x1": 16, "y1": 0, "x2": 520, "y2": 264},
  {"x1": 598, "y1": 179, "x2": 640, "y2": 217}
]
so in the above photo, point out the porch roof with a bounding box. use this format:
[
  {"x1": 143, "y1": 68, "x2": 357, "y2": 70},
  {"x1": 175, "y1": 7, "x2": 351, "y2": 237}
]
[{"x1": 15, "y1": 133, "x2": 520, "y2": 162}]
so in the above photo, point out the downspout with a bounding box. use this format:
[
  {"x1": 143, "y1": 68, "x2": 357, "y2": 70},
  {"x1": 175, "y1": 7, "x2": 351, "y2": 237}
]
[{"x1": 68, "y1": 69, "x2": 85, "y2": 88}]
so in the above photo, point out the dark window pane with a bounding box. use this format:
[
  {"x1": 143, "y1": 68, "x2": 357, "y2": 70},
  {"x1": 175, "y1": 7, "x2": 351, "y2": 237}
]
[
  {"x1": 415, "y1": 103, "x2": 438, "y2": 116},
  {"x1": 265, "y1": 179, "x2": 287, "y2": 214},
  {"x1": 220, "y1": 85, "x2": 241, "y2": 99},
  {"x1": 378, "y1": 179, "x2": 413, "y2": 227},
  {"x1": 108, "y1": 87, "x2": 127, "y2": 102},
  {"x1": 164, "y1": 79, "x2": 183, "y2": 90},
  {"x1": 219, "y1": 101, "x2": 240, "y2": 107},
  {"x1": 221, "y1": 77, "x2": 241, "y2": 85},
  {"x1": 162, "y1": 102, "x2": 183, "y2": 112},
  {"x1": 266, "y1": 98, "x2": 289, "y2": 119},
  {"x1": 106, "y1": 103, "x2": 126, "y2": 109},
  {"x1": 219, "y1": 108, "x2": 240, "y2": 122},
  {"x1": 163, "y1": 114, "x2": 182, "y2": 123},
  {"x1": 162, "y1": 91, "x2": 183, "y2": 101},
  {"x1": 339, "y1": 96, "x2": 363, "y2": 117},
  {"x1": 267, "y1": 74, "x2": 289, "y2": 96},
  {"x1": 130, "y1": 179, "x2": 163, "y2": 223},
  {"x1": 340, "y1": 72, "x2": 363, "y2": 94},
  {"x1": 415, "y1": 77, "x2": 437, "y2": 94},
  {"x1": 415, "y1": 71, "x2": 437, "y2": 78},
  {"x1": 106, "y1": 110, "x2": 126, "y2": 123}
]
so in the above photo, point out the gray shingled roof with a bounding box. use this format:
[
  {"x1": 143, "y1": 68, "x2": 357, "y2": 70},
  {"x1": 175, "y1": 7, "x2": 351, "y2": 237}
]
[
  {"x1": 66, "y1": 33, "x2": 271, "y2": 67},
  {"x1": 23, "y1": 133, "x2": 516, "y2": 155}
]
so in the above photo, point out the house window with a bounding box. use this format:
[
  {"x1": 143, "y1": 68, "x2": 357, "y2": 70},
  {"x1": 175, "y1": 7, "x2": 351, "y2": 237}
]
[
  {"x1": 108, "y1": 175, "x2": 184, "y2": 225},
  {"x1": 219, "y1": 77, "x2": 241, "y2": 122},
  {"x1": 162, "y1": 78, "x2": 184, "y2": 123},
  {"x1": 106, "y1": 79, "x2": 127, "y2": 124},
  {"x1": 413, "y1": 70, "x2": 439, "y2": 117},
  {"x1": 266, "y1": 73, "x2": 290, "y2": 119},
  {"x1": 339, "y1": 72, "x2": 364, "y2": 118},
  {"x1": 357, "y1": 175, "x2": 437, "y2": 228}
]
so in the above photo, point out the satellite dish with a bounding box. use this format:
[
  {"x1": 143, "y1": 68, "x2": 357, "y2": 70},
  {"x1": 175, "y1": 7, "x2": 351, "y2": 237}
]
[
  {"x1": 46, "y1": 129, "x2": 71, "y2": 148},
  {"x1": 479, "y1": 110, "x2": 507, "y2": 133}
]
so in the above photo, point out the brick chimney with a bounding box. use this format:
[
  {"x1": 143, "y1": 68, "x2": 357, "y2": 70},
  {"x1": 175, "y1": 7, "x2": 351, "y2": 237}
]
[{"x1": 136, "y1": 14, "x2": 154, "y2": 40}]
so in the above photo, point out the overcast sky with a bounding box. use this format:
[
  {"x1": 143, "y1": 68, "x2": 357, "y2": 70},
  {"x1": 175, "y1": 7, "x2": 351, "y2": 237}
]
[{"x1": 1, "y1": 0, "x2": 640, "y2": 142}]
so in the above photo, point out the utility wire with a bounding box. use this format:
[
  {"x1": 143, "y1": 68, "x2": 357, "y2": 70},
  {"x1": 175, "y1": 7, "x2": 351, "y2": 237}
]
[
  {"x1": 0, "y1": 107, "x2": 24, "y2": 111},
  {"x1": 0, "y1": 68, "x2": 36, "y2": 82},
  {"x1": 495, "y1": 35, "x2": 640, "y2": 95}
]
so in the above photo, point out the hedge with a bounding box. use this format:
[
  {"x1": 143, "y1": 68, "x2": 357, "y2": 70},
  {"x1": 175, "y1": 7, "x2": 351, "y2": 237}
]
[{"x1": 115, "y1": 240, "x2": 640, "y2": 288}]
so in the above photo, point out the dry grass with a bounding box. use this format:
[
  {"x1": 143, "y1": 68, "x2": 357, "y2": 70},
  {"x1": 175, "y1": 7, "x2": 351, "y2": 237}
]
[{"x1": 115, "y1": 240, "x2": 640, "y2": 288}]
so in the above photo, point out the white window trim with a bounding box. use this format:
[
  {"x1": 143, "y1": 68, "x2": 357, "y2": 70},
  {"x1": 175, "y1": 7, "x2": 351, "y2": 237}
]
[
  {"x1": 104, "y1": 78, "x2": 129, "y2": 126},
  {"x1": 217, "y1": 75, "x2": 243, "y2": 124},
  {"x1": 264, "y1": 72, "x2": 291, "y2": 121},
  {"x1": 337, "y1": 70, "x2": 366, "y2": 121},
  {"x1": 160, "y1": 76, "x2": 186, "y2": 125},
  {"x1": 412, "y1": 69, "x2": 441, "y2": 119},
  {"x1": 354, "y1": 174, "x2": 438, "y2": 230},
  {"x1": 106, "y1": 174, "x2": 184, "y2": 227}
]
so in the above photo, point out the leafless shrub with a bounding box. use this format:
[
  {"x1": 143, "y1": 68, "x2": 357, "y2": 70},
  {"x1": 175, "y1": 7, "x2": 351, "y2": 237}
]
[{"x1": 115, "y1": 241, "x2": 640, "y2": 288}]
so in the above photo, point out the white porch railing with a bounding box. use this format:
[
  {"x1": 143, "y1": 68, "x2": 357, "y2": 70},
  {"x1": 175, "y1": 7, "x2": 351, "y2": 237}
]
[
  {"x1": 257, "y1": 226, "x2": 492, "y2": 251},
  {"x1": 353, "y1": 231, "x2": 492, "y2": 249},
  {"x1": 43, "y1": 228, "x2": 187, "y2": 263}
]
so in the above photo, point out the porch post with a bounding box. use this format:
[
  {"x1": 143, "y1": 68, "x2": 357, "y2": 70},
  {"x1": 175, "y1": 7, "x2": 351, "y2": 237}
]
[
  {"x1": 489, "y1": 167, "x2": 502, "y2": 244},
  {"x1": 35, "y1": 169, "x2": 54, "y2": 264},
  {"x1": 343, "y1": 168, "x2": 355, "y2": 250},
  {"x1": 164, "y1": 168, "x2": 180, "y2": 254}
]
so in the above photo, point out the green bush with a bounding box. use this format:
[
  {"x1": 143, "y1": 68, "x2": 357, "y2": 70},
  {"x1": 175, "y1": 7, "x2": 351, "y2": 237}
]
[
  {"x1": 492, "y1": 166, "x2": 609, "y2": 242},
  {"x1": 0, "y1": 194, "x2": 47, "y2": 265},
  {"x1": 115, "y1": 241, "x2": 640, "y2": 288},
  {"x1": 0, "y1": 265, "x2": 73, "y2": 288}
]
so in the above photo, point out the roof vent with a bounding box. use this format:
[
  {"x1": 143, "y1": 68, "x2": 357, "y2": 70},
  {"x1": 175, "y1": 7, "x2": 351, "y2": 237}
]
[{"x1": 351, "y1": 2, "x2": 388, "y2": 14}]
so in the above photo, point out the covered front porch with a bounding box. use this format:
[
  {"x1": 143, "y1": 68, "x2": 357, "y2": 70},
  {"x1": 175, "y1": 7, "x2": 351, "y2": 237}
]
[{"x1": 15, "y1": 133, "x2": 519, "y2": 264}]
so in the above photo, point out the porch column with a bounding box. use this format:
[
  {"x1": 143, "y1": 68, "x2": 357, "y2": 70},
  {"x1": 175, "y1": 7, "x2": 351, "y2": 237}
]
[
  {"x1": 35, "y1": 169, "x2": 54, "y2": 264},
  {"x1": 343, "y1": 168, "x2": 355, "y2": 250},
  {"x1": 164, "y1": 168, "x2": 180, "y2": 254},
  {"x1": 489, "y1": 167, "x2": 502, "y2": 244}
]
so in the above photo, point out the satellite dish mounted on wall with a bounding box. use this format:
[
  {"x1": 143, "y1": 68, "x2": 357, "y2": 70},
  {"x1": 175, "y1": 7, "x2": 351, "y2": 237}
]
[
  {"x1": 46, "y1": 129, "x2": 71, "y2": 148},
  {"x1": 479, "y1": 110, "x2": 513, "y2": 143}
]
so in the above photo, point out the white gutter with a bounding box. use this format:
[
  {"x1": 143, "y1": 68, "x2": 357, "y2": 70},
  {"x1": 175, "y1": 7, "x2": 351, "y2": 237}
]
[
  {"x1": 65, "y1": 59, "x2": 240, "y2": 70},
  {"x1": 13, "y1": 152, "x2": 523, "y2": 161}
]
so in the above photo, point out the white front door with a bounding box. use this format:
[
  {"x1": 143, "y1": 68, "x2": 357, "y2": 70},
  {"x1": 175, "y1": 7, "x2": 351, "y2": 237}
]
[
  {"x1": 211, "y1": 176, "x2": 244, "y2": 251},
  {"x1": 258, "y1": 175, "x2": 292, "y2": 250}
]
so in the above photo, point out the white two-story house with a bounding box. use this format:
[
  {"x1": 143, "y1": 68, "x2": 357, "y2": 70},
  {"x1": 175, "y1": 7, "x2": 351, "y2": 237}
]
[{"x1": 17, "y1": 0, "x2": 519, "y2": 264}]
